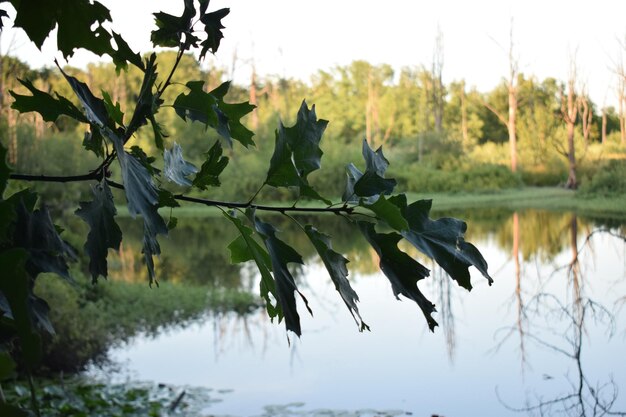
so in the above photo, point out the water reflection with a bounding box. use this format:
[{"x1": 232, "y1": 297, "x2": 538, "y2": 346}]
[{"x1": 91, "y1": 209, "x2": 625, "y2": 416}]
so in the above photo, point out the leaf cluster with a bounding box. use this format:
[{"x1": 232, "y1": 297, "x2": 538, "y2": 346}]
[{"x1": 0, "y1": 5, "x2": 493, "y2": 416}]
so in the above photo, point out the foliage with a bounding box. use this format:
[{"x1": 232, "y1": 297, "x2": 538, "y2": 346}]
[
  {"x1": 0, "y1": 1, "x2": 493, "y2": 414},
  {"x1": 391, "y1": 163, "x2": 522, "y2": 194},
  {"x1": 34, "y1": 274, "x2": 258, "y2": 373},
  {"x1": 3, "y1": 378, "x2": 213, "y2": 417},
  {"x1": 578, "y1": 158, "x2": 626, "y2": 197}
]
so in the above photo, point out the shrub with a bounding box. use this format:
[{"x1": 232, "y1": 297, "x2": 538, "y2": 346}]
[{"x1": 578, "y1": 158, "x2": 626, "y2": 197}]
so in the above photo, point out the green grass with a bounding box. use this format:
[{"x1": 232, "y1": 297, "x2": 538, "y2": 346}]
[
  {"x1": 408, "y1": 187, "x2": 626, "y2": 219},
  {"x1": 115, "y1": 187, "x2": 625, "y2": 220}
]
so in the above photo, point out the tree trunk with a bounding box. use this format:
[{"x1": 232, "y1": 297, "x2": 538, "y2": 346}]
[
  {"x1": 508, "y1": 84, "x2": 518, "y2": 173},
  {"x1": 249, "y1": 65, "x2": 259, "y2": 131},
  {"x1": 601, "y1": 108, "x2": 607, "y2": 145},
  {"x1": 564, "y1": 79, "x2": 578, "y2": 189},
  {"x1": 460, "y1": 81, "x2": 469, "y2": 146}
]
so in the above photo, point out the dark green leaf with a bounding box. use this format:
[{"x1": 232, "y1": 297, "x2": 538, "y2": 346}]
[
  {"x1": 111, "y1": 32, "x2": 145, "y2": 72},
  {"x1": 193, "y1": 140, "x2": 229, "y2": 189},
  {"x1": 360, "y1": 195, "x2": 408, "y2": 231},
  {"x1": 157, "y1": 189, "x2": 180, "y2": 208},
  {"x1": 102, "y1": 90, "x2": 124, "y2": 127},
  {"x1": 304, "y1": 225, "x2": 368, "y2": 331},
  {"x1": 394, "y1": 196, "x2": 492, "y2": 290},
  {"x1": 0, "y1": 350, "x2": 16, "y2": 380},
  {"x1": 57, "y1": 65, "x2": 111, "y2": 129},
  {"x1": 129, "y1": 146, "x2": 160, "y2": 176},
  {"x1": 75, "y1": 182, "x2": 123, "y2": 283},
  {"x1": 11, "y1": 0, "x2": 114, "y2": 58},
  {"x1": 126, "y1": 54, "x2": 160, "y2": 144},
  {"x1": 10, "y1": 79, "x2": 89, "y2": 123},
  {"x1": 249, "y1": 209, "x2": 309, "y2": 336},
  {"x1": 82, "y1": 126, "x2": 105, "y2": 157},
  {"x1": 109, "y1": 131, "x2": 167, "y2": 285},
  {"x1": 284, "y1": 101, "x2": 328, "y2": 179},
  {"x1": 163, "y1": 143, "x2": 198, "y2": 187},
  {"x1": 10, "y1": 0, "x2": 59, "y2": 49},
  {"x1": 0, "y1": 248, "x2": 43, "y2": 365},
  {"x1": 224, "y1": 212, "x2": 280, "y2": 320},
  {"x1": 55, "y1": 0, "x2": 113, "y2": 58},
  {"x1": 359, "y1": 222, "x2": 437, "y2": 331},
  {"x1": 14, "y1": 202, "x2": 75, "y2": 281},
  {"x1": 173, "y1": 80, "x2": 255, "y2": 148},
  {"x1": 343, "y1": 140, "x2": 396, "y2": 202},
  {"x1": 199, "y1": 7, "x2": 230, "y2": 59},
  {"x1": 151, "y1": 0, "x2": 195, "y2": 48},
  {"x1": 265, "y1": 126, "x2": 301, "y2": 188},
  {"x1": 265, "y1": 102, "x2": 330, "y2": 204},
  {"x1": 0, "y1": 141, "x2": 10, "y2": 196},
  {"x1": 0, "y1": 403, "x2": 31, "y2": 417}
]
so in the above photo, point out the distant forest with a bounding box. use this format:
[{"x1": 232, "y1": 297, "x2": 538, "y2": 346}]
[{"x1": 2, "y1": 50, "x2": 625, "y2": 200}]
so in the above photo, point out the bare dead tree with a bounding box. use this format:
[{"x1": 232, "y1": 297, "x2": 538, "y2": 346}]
[
  {"x1": 561, "y1": 57, "x2": 579, "y2": 189},
  {"x1": 432, "y1": 24, "x2": 444, "y2": 133},
  {"x1": 483, "y1": 20, "x2": 519, "y2": 172},
  {"x1": 577, "y1": 86, "x2": 593, "y2": 150}
]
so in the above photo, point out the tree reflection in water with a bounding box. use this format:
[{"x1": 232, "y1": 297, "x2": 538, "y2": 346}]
[{"x1": 497, "y1": 214, "x2": 626, "y2": 417}]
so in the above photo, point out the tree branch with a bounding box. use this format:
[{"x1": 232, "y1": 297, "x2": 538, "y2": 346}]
[{"x1": 104, "y1": 180, "x2": 354, "y2": 215}]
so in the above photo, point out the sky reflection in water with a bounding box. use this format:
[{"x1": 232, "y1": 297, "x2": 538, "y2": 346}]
[{"x1": 96, "y1": 211, "x2": 626, "y2": 417}]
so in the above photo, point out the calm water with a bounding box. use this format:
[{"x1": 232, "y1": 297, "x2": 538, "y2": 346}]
[{"x1": 91, "y1": 210, "x2": 626, "y2": 417}]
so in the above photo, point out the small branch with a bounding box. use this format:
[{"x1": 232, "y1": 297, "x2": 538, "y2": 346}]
[
  {"x1": 10, "y1": 172, "x2": 100, "y2": 183},
  {"x1": 105, "y1": 180, "x2": 354, "y2": 215},
  {"x1": 158, "y1": 48, "x2": 185, "y2": 96}
]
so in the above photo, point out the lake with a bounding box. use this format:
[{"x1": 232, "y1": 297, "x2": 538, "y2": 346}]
[{"x1": 88, "y1": 209, "x2": 626, "y2": 417}]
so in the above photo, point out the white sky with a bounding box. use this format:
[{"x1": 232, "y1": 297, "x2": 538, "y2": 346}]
[{"x1": 2, "y1": 0, "x2": 625, "y2": 107}]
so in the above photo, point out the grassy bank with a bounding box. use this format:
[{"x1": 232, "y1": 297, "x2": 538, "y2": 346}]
[{"x1": 408, "y1": 187, "x2": 625, "y2": 219}]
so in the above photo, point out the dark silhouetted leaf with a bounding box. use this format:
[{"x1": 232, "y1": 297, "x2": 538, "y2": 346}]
[
  {"x1": 199, "y1": 7, "x2": 229, "y2": 58},
  {"x1": 108, "y1": 130, "x2": 167, "y2": 285},
  {"x1": 57, "y1": 65, "x2": 111, "y2": 129},
  {"x1": 173, "y1": 80, "x2": 255, "y2": 148},
  {"x1": 10, "y1": 79, "x2": 89, "y2": 123},
  {"x1": 283, "y1": 101, "x2": 328, "y2": 179},
  {"x1": 249, "y1": 209, "x2": 310, "y2": 336},
  {"x1": 126, "y1": 54, "x2": 161, "y2": 146},
  {"x1": 224, "y1": 212, "x2": 280, "y2": 319},
  {"x1": 0, "y1": 248, "x2": 44, "y2": 366},
  {"x1": 75, "y1": 182, "x2": 122, "y2": 283},
  {"x1": 0, "y1": 350, "x2": 16, "y2": 381},
  {"x1": 193, "y1": 140, "x2": 229, "y2": 189},
  {"x1": 111, "y1": 32, "x2": 145, "y2": 72},
  {"x1": 151, "y1": 0, "x2": 195, "y2": 48},
  {"x1": 0, "y1": 142, "x2": 10, "y2": 196},
  {"x1": 14, "y1": 202, "x2": 75, "y2": 281},
  {"x1": 82, "y1": 126, "x2": 105, "y2": 157},
  {"x1": 157, "y1": 189, "x2": 180, "y2": 208},
  {"x1": 343, "y1": 140, "x2": 396, "y2": 203},
  {"x1": 304, "y1": 225, "x2": 368, "y2": 331},
  {"x1": 359, "y1": 222, "x2": 437, "y2": 331},
  {"x1": 265, "y1": 126, "x2": 301, "y2": 188},
  {"x1": 392, "y1": 195, "x2": 492, "y2": 291},
  {"x1": 265, "y1": 101, "x2": 330, "y2": 203},
  {"x1": 11, "y1": 0, "x2": 114, "y2": 58},
  {"x1": 163, "y1": 142, "x2": 198, "y2": 187}
]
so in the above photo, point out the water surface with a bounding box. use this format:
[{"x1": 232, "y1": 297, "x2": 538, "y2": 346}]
[{"x1": 91, "y1": 209, "x2": 626, "y2": 416}]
